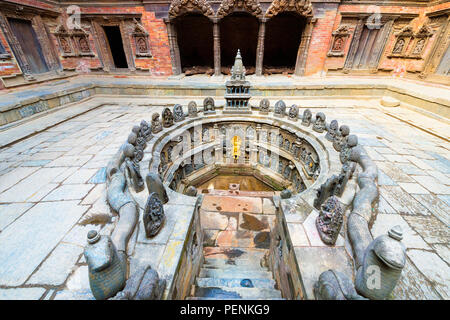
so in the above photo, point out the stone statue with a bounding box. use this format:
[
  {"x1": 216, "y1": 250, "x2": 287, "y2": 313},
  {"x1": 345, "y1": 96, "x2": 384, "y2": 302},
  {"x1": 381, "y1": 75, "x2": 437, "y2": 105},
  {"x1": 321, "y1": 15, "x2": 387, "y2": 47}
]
[
  {"x1": 84, "y1": 230, "x2": 126, "y2": 300},
  {"x1": 188, "y1": 101, "x2": 198, "y2": 118},
  {"x1": 355, "y1": 226, "x2": 406, "y2": 300},
  {"x1": 393, "y1": 38, "x2": 405, "y2": 54},
  {"x1": 333, "y1": 125, "x2": 350, "y2": 151},
  {"x1": 274, "y1": 100, "x2": 286, "y2": 117},
  {"x1": 313, "y1": 112, "x2": 326, "y2": 133},
  {"x1": 173, "y1": 104, "x2": 185, "y2": 122},
  {"x1": 146, "y1": 172, "x2": 169, "y2": 204},
  {"x1": 301, "y1": 109, "x2": 312, "y2": 126},
  {"x1": 325, "y1": 120, "x2": 339, "y2": 142},
  {"x1": 288, "y1": 104, "x2": 299, "y2": 120},
  {"x1": 151, "y1": 113, "x2": 163, "y2": 134},
  {"x1": 412, "y1": 38, "x2": 425, "y2": 55},
  {"x1": 280, "y1": 189, "x2": 292, "y2": 199},
  {"x1": 139, "y1": 120, "x2": 152, "y2": 141},
  {"x1": 185, "y1": 186, "x2": 197, "y2": 197},
  {"x1": 162, "y1": 108, "x2": 173, "y2": 128},
  {"x1": 259, "y1": 99, "x2": 270, "y2": 113},
  {"x1": 203, "y1": 97, "x2": 215, "y2": 113},
  {"x1": 340, "y1": 134, "x2": 358, "y2": 164},
  {"x1": 143, "y1": 192, "x2": 166, "y2": 238},
  {"x1": 314, "y1": 270, "x2": 367, "y2": 300},
  {"x1": 316, "y1": 196, "x2": 344, "y2": 245},
  {"x1": 111, "y1": 265, "x2": 166, "y2": 300},
  {"x1": 314, "y1": 175, "x2": 339, "y2": 210}
]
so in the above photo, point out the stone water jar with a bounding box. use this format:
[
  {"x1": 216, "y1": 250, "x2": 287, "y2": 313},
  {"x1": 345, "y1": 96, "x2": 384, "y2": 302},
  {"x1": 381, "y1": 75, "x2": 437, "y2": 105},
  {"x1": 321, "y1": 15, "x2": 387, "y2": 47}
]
[
  {"x1": 84, "y1": 230, "x2": 126, "y2": 300},
  {"x1": 355, "y1": 226, "x2": 406, "y2": 300}
]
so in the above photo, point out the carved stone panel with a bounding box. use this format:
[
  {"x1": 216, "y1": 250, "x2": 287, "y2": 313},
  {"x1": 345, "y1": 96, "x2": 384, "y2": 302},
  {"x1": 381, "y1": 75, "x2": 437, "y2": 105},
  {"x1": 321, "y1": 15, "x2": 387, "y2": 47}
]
[
  {"x1": 132, "y1": 19, "x2": 151, "y2": 57},
  {"x1": 328, "y1": 25, "x2": 350, "y2": 57}
]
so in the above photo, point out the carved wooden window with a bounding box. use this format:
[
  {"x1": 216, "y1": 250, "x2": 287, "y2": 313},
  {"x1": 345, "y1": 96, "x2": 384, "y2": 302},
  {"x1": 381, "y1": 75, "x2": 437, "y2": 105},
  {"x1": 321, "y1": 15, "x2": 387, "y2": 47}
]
[
  {"x1": 409, "y1": 25, "x2": 433, "y2": 58},
  {"x1": 328, "y1": 25, "x2": 350, "y2": 57},
  {"x1": 54, "y1": 24, "x2": 94, "y2": 57},
  {"x1": 54, "y1": 25, "x2": 75, "y2": 57},
  {"x1": 73, "y1": 32, "x2": 94, "y2": 56},
  {"x1": 132, "y1": 20, "x2": 151, "y2": 57},
  {"x1": 389, "y1": 26, "x2": 414, "y2": 58}
]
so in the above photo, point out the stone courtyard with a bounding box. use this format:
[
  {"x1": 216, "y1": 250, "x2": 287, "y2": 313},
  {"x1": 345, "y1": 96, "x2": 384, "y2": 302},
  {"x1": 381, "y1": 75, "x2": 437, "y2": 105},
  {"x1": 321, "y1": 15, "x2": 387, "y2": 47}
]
[{"x1": 0, "y1": 75, "x2": 448, "y2": 300}]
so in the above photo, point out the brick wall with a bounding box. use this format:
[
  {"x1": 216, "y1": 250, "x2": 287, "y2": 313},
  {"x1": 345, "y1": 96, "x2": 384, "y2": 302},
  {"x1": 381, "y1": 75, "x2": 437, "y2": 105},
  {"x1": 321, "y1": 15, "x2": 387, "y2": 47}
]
[{"x1": 0, "y1": 1, "x2": 448, "y2": 83}]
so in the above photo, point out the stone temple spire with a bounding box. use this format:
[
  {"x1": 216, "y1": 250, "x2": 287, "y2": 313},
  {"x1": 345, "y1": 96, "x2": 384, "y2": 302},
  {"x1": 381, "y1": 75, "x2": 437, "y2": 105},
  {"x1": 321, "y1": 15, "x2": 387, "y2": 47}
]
[
  {"x1": 231, "y1": 49, "x2": 246, "y2": 81},
  {"x1": 224, "y1": 49, "x2": 251, "y2": 114}
]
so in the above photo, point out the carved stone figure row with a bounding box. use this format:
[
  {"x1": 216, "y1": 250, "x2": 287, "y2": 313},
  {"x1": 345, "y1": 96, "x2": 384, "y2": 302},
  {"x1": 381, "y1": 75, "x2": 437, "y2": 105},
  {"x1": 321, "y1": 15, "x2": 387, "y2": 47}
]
[{"x1": 122, "y1": 121, "x2": 153, "y2": 192}]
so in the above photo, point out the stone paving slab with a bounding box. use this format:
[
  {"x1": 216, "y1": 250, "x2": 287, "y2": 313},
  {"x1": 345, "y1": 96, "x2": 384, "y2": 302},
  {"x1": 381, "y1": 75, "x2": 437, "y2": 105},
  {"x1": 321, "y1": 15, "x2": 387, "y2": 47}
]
[
  {"x1": 0, "y1": 288, "x2": 46, "y2": 300},
  {"x1": 0, "y1": 201, "x2": 88, "y2": 286},
  {"x1": 27, "y1": 243, "x2": 83, "y2": 286}
]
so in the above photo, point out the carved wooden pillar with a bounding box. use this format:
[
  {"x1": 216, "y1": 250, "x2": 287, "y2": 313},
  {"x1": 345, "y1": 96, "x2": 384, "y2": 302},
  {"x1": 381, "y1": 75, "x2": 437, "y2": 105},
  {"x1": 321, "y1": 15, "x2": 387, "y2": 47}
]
[
  {"x1": 343, "y1": 19, "x2": 365, "y2": 73},
  {"x1": 421, "y1": 15, "x2": 450, "y2": 77},
  {"x1": 212, "y1": 18, "x2": 221, "y2": 76},
  {"x1": 295, "y1": 17, "x2": 316, "y2": 76},
  {"x1": 164, "y1": 18, "x2": 181, "y2": 75},
  {"x1": 32, "y1": 15, "x2": 61, "y2": 72},
  {"x1": 368, "y1": 19, "x2": 395, "y2": 72},
  {"x1": 255, "y1": 18, "x2": 267, "y2": 76}
]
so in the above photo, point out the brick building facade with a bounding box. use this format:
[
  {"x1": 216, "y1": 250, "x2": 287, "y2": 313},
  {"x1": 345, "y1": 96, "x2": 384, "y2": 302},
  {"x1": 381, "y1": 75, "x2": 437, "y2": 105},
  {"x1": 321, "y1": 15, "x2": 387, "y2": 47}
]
[{"x1": 0, "y1": 0, "x2": 448, "y2": 88}]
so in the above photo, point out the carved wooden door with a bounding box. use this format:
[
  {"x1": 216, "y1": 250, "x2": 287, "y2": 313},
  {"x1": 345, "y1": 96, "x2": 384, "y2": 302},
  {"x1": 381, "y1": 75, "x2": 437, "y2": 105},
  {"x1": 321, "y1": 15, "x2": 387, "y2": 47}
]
[
  {"x1": 8, "y1": 18, "x2": 49, "y2": 74},
  {"x1": 344, "y1": 20, "x2": 392, "y2": 72}
]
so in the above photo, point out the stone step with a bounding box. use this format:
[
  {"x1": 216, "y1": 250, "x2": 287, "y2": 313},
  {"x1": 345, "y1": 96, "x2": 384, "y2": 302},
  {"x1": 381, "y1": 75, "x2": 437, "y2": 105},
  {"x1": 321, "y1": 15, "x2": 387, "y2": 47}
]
[
  {"x1": 199, "y1": 268, "x2": 273, "y2": 279},
  {"x1": 203, "y1": 246, "x2": 267, "y2": 261},
  {"x1": 196, "y1": 277, "x2": 276, "y2": 289},
  {"x1": 203, "y1": 257, "x2": 265, "y2": 269},
  {"x1": 193, "y1": 286, "x2": 282, "y2": 300}
]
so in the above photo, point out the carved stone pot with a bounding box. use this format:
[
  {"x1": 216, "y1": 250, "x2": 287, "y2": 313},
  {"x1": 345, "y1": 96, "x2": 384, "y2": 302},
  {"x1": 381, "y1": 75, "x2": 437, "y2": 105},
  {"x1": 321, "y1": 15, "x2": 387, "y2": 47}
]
[
  {"x1": 84, "y1": 230, "x2": 126, "y2": 300},
  {"x1": 355, "y1": 226, "x2": 406, "y2": 300}
]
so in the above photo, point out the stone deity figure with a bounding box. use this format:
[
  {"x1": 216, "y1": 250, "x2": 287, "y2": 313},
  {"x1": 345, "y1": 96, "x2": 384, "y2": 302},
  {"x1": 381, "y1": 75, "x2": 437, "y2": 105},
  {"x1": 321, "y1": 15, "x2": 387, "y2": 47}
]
[
  {"x1": 333, "y1": 125, "x2": 350, "y2": 151},
  {"x1": 188, "y1": 101, "x2": 198, "y2": 117},
  {"x1": 325, "y1": 120, "x2": 339, "y2": 142},
  {"x1": 302, "y1": 109, "x2": 312, "y2": 126},
  {"x1": 259, "y1": 98, "x2": 270, "y2": 113},
  {"x1": 340, "y1": 134, "x2": 358, "y2": 164},
  {"x1": 313, "y1": 112, "x2": 327, "y2": 133},
  {"x1": 393, "y1": 38, "x2": 405, "y2": 54},
  {"x1": 162, "y1": 108, "x2": 174, "y2": 128},
  {"x1": 151, "y1": 113, "x2": 163, "y2": 134},
  {"x1": 143, "y1": 192, "x2": 166, "y2": 238},
  {"x1": 315, "y1": 196, "x2": 344, "y2": 245},
  {"x1": 203, "y1": 97, "x2": 215, "y2": 113},
  {"x1": 274, "y1": 100, "x2": 286, "y2": 117},
  {"x1": 173, "y1": 104, "x2": 185, "y2": 122},
  {"x1": 288, "y1": 104, "x2": 299, "y2": 120}
]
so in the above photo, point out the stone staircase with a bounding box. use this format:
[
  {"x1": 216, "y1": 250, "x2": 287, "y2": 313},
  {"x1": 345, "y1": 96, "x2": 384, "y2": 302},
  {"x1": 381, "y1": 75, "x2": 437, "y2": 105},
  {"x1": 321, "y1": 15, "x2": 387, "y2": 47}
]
[
  {"x1": 186, "y1": 194, "x2": 282, "y2": 300},
  {"x1": 187, "y1": 247, "x2": 283, "y2": 300}
]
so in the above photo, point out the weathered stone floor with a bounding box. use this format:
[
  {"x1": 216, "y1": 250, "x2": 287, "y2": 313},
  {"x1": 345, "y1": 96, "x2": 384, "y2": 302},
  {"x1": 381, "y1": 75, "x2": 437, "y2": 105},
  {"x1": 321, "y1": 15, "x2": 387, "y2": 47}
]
[{"x1": 0, "y1": 99, "x2": 448, "y2": 300}]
